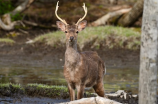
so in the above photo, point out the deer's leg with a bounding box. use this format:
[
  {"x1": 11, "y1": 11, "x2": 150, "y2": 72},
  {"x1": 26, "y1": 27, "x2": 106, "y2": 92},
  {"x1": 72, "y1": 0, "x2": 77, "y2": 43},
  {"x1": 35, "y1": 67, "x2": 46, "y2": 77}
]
[
  {"x1": 68, "y1": 84, "x2": 75, "y2": 101},
  {"x1": 93, "y1": 81, "x2": 105, "y2": 97},
  {"x1": 76, "y1": 84, "x2": 85, "y2": 100}
]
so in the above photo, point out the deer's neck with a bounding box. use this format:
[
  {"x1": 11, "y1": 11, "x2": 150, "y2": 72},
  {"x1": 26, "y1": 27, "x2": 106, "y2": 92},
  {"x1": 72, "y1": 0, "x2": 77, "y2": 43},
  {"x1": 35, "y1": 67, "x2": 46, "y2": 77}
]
[{"x1": 65, "y1": 42, "x2": 80, "y2": 68}]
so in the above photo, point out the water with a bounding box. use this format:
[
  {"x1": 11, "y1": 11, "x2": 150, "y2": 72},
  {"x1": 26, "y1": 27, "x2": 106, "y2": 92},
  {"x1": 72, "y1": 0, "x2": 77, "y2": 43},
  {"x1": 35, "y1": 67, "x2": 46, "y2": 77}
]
[{"x1": 0, "y1": 66, "x2": 139, "y2": 94}]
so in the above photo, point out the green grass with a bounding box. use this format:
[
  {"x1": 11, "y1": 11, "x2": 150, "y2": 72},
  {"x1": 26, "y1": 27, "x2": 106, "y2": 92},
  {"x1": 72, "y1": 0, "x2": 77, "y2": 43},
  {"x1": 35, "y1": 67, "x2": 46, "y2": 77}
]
[
  {"x1": 0, "y1": 83, "x2": 69, "y2": 98},
  {"x1": 0, "y1": 83, "x2": 96, "y2": 98},
  {"x1": 0, "y1": 38, "x2": 15, "y2": 44},
  {"x1": 34, "y1": 31, "x2": 65, "y2": 48},
  {"x1": 0, "y1": 83, "x2": 22, "y2": 89},
  {"x1": 26, "y1": 83, "x2": 69, "y2": 98},
  {"x1": 34, "y1": 26, "x2": 141, "y2": 50},
  {"x1": 0, "y1": 83, "x2": 24, "y2": 96}
]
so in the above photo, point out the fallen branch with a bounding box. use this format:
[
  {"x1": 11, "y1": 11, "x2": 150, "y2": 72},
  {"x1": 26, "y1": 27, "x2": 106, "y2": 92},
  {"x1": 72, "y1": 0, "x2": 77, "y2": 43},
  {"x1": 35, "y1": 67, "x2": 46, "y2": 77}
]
[
  {"x1": 0, "y1": 14, "x2": 16, "y2": 30},
  {"x1": 118, "y1": 0, "x2": 144, "y2": 27},
  {"x1": 23, "y1": 20, "x2": 55, "y2": 29},
  {"x1": 59, "y1": 96, "x2": 122, "y2": 104},
  {"x1": 91, "y1": 8, "x2": 131, "y2": 26},
  {"x1": 108, "y1": 5, "x2": 131, "y2": 11},
  {"x1": 10, "y1": 0, "x2": 35, "y2": 16}
]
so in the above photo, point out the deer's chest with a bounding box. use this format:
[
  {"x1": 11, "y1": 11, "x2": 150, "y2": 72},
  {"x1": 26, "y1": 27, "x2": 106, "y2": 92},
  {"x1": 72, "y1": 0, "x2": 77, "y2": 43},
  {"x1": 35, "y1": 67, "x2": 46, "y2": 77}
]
[{"x1": 64, "y1": 67, "x2": 80, "y2": 82}]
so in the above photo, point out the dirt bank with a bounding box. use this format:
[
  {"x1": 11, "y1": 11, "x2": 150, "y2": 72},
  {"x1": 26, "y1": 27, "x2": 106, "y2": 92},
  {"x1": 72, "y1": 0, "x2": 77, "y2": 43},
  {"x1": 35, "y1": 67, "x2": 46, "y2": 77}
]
[
  {"x1": 0, "y1": 41, "x2": 140, "y2": 69},
  {"x1": 0, "y1": 27, "x2": 140, "y2": 69}
]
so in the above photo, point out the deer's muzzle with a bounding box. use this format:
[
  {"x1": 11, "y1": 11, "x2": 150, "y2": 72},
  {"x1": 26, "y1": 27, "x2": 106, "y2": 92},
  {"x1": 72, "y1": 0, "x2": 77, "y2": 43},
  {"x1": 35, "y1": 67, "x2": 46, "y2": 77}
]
[{"x1": 69, "y1": 36, "x2": 74, "y2": 42}]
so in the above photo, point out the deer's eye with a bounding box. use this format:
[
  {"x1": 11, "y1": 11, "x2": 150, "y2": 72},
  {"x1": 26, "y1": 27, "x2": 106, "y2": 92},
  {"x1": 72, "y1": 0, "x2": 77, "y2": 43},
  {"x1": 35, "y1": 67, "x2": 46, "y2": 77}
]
[
  {"x1": 65, "y1": 31, "x2": 68, "y2": 33},
  {"x1": 76, "y1": 31, "x2": 79, "y2": 33}
]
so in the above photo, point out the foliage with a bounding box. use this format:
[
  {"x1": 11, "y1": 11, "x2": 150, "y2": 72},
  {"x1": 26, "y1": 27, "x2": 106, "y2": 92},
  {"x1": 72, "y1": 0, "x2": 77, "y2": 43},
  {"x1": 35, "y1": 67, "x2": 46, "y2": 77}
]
[
  {"x1": 0, "y1": 0, "x2": 23, "y2": 21},
  {"x1": 0, "y1": 0, "x2": 13, "y2": 15},
  {"x1": 11, "y1": 13, "x2": 23, "y2": 21}
]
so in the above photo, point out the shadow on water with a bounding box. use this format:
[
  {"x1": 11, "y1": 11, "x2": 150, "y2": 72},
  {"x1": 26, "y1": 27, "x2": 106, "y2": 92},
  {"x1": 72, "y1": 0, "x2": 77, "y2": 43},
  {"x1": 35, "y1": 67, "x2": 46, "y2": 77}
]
[{"x1": 0, "y1": 66, "x2": 139, "y2": 94}]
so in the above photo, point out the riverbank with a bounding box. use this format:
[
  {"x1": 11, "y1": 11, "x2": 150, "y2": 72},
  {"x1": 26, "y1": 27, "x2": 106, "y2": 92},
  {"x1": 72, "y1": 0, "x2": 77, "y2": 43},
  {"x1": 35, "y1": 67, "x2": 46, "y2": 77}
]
[
  {"x1": 0, "y1": 83, "x2": 94, "y2": 103},
  {"x1": 0, "y1": 26, "x2": 140, "y2": 69},
  {"x1": 0, "y1": 83, "x2": 139, "y2": 104},
  {"x1": 0, "y1": 26, "x2": 141, "y2": 103}
]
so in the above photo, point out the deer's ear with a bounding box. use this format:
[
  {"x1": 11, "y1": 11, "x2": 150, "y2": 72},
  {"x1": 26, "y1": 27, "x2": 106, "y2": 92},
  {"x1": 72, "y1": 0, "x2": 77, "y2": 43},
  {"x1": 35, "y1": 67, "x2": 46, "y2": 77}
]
[
  {"x1": 78, "y1": 20, "x2": 87, "y2": 31},
  {"x1": 56, "y1": 21, "x2": 66, "y2": 32}
]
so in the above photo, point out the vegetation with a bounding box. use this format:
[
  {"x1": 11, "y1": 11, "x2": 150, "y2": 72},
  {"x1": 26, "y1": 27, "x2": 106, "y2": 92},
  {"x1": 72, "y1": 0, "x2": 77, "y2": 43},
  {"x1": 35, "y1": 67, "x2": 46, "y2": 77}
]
[
  {"x1": 0, "y1": 38, "x2": 15, "y2": 44},
  {"x1": 34, "y1": 26, "x2": 141, "y2": 50},
  {"x1": 0, "y1": 83, "x2": 96, "y2": 98},
  {"x1": 0, "y1": 83, "x2": 24, "y2": 96},
  {"x1": 26, "y1": 84, "x2": 69, "y2": 98},
  {"x1": 0, "y1": 0, "x2": 23, "y2": 21},
  {"x1": 0, "y1": 0, "x2": 13, "y2": 15}
]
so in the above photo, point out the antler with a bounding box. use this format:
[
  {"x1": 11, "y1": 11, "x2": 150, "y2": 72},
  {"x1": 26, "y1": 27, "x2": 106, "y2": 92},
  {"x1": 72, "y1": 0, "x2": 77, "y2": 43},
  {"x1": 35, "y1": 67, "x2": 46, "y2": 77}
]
[
  {"x1": 76, "y1": 3, "x2": 87, "y2": 25},
  {"x1": 55, "y1": 1, "x2": 68, "y2": 25}
]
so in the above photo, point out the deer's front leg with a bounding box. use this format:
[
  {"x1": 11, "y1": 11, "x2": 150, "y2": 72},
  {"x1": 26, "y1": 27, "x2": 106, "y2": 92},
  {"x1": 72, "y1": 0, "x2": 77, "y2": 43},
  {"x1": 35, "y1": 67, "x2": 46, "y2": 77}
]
[
  {"x1": 68, "y1": 84, "x2": 75, "y2": 101},
  {"x1": 76, "y1": 84, "x2": 85, "y2": 100}
]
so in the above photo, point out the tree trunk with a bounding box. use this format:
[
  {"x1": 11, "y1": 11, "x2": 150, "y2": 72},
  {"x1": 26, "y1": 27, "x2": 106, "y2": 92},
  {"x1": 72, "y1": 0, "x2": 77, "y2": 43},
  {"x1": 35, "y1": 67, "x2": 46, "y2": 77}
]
[
  {"x1": 139, "y1": 0, "x2": 158, "y2": 104},
  {"x1": 118, "y1": 0, "x2": 144, "y2": 27}
]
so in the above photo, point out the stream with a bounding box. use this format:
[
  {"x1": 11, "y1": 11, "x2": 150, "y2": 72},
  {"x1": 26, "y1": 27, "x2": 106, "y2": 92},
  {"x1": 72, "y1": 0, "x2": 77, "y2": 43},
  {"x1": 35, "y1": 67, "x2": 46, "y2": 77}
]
[{"x1": 0, "y1": 66, "x2": 139, "y2": 94}]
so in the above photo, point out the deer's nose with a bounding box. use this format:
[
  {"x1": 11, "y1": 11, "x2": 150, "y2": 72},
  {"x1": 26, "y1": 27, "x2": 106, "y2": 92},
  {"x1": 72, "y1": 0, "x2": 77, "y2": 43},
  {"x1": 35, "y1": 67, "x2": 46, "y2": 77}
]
[{"x1": 70, "y1": 36, "x2": 74, "y2": 41}]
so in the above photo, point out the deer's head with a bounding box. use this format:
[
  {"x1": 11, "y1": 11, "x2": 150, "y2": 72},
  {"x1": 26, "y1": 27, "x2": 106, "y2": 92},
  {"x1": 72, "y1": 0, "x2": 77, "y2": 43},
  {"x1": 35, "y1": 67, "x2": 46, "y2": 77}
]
[{"x1": 55, "y1": 1, "x2": 87, "y2": 47}]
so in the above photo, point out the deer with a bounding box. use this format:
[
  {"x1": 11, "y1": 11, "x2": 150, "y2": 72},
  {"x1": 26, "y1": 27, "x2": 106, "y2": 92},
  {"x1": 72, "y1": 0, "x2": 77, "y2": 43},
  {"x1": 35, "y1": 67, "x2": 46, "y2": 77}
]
[{"x1": 55, "y1": 1, "x2": 106, "y2": 101}]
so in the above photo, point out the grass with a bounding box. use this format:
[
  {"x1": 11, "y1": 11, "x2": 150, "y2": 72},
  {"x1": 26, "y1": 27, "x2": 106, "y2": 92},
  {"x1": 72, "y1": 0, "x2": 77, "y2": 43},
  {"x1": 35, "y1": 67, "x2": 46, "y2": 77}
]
[
  {"x1": 0, "y1": 38, "x2": 15, "y2": 44},
  {"x1": 34, "y1": 31, "x2": 65, "y2": 48},
  {"x1": 33, "y1": 26, "x2": 141, "y2": 50},
  {"x1": 26, "y1": 83, "x2": 69, "y2": 98},
  {"x1": 0, "y1": 83, "x2": 24, "y2": 96},
  {"x1": 0, "y1": 83, "x2": 96, "y2": 98},
  {"x1": 0, "y1": 83, "x2": 68, "y2": 98}
]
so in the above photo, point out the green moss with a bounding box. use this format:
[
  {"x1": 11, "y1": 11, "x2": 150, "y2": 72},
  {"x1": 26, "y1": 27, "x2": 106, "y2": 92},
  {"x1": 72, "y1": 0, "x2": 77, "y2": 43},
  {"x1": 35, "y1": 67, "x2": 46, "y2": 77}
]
[
  {"x1": 0, "y1": 38, "x2": 15, "y2": 44},
  {"x1": 33, "y1": 26, "x2": 141, "y2": 50}
]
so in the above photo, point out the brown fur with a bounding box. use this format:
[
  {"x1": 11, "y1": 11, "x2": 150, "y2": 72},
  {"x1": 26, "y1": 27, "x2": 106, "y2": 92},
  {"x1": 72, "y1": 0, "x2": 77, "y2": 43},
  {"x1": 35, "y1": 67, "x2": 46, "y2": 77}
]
[{"x1": 57, "y1": 21, "x2": 105, "y2": 101}]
